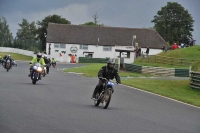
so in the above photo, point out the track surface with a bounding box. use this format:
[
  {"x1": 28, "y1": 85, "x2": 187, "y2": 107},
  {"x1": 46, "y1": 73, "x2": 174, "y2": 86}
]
[{"x1": 0, "y1": 62, "x2": 199, "y2": 133}]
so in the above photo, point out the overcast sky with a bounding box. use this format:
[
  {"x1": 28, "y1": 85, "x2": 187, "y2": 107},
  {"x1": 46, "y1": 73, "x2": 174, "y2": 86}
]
[{"x1": 0, "y1": 0, "x2": 199, "y2": 44}]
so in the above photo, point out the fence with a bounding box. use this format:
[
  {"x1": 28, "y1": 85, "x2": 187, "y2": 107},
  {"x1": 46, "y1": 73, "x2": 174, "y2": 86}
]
[
  {"x1": 0, "y1": 47, "x2": 36, "y2": 57},
  {"x1": 124, "y1": 64, "x2": 190, "y2": 77},
  {"x1": 138, "y1": 55, "x2": 199, "y2": 66},
  {"x1": 190, "y1": 72, "x2": 200, "y2": 89}
]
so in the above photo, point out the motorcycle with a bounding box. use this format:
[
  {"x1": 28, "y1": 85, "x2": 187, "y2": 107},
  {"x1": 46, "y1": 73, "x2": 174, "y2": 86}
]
[
  {"x1": 30, "y1": 63, "x2": 43, "y2": 84},
  {"x1": 42, "y1": 66, "x2": 47, "y2": 77},
  {"x1": 52, "y1": 61, "x2": 56, "y2": 68},
  {"x1": 93, "y1": 78, "x2": 115, "y2": 109},
  {"x1": 12, "y1": 60, "x2": 17, "y2": 66},
  {"x1": 1, "y1": 59, "x2": 5, "y2": 66},
  {"x1": 5, "y1": 59, "x2": 11, "y2": 72}
]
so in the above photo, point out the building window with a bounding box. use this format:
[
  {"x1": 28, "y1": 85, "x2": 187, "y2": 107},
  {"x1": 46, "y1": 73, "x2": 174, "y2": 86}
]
[
  {"x1": 54, "y1": 44, "x2": 60, "y2": 48},
  {"x1": 60, "y1": 44, "x2": 66, "y2": 48},
  {"x1": 103, "y1": 46, "x2": 112, "y2": 51},
  {"x1": 54, "y1": 43, "x2": 66, "y2": 48},
  {"x1": 80, "y1": 45, "x2": 88, "y2": 50}
]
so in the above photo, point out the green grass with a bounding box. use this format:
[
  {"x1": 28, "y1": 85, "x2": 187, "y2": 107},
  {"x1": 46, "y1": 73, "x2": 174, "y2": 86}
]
[
  {"x1": 123, "y1": 79, "x2": 200, "y2": 107},
  {"x1": 134, "y1": 46, "x2": 200, "y2": 69},
  {"x1": 64, "y1": 63, "x2": 154, "y2": 77},
  {"x1": 191, "y1": 61, "x2": 200, "y2": 71},
  {"x1": 0, "y1": 52, "x2": 32, "y2": 61},
  {"x1": 64, "y1": 63, "x2": 200, "y2": 107},
  {"x1": 159, "y1": 46, "x2": 200, "y2": 59}
]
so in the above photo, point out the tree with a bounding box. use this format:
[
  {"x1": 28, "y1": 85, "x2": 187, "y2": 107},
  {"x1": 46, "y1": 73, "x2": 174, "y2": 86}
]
[
  {"x1": 37, "y1": 14, "x2": 71, "y2": 50},
  {"x1": 81, "y1": 13, "x2": 105, "y2": 26},
  {"x1": 81, "y1": 22, "x2": 104, "y2": 26},
  {"x1": 0, "y1": 17, "x2": 13, "y2": 47},
  {"x1": 92, "y1": 12, "x2": 101, "y2": 25},
  {"x1": 16, "y1": 19, "x2": 37, "y2": 40},
  {"x1": 151, "y1": 2, "x2": 194, "y2": 45},
  {"x1": 16, "y1": 19, "x2": 37, "y2": 50}
]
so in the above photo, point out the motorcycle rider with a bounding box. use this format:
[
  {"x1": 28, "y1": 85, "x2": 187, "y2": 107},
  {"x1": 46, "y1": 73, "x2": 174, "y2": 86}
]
[
  {"x1": 4, "y1": 55, "x2": 13, "y2": 69},
  {"x1": 43, "y1": 54, "x2": 50, "y2": 74},
  {"x1": 91, "y1": 58, "x2": 121, "y2": 100},
  {"x1": 28, "y1": 52, "x2": 46, "y2": 79},
  {"x1": 51, "y1": 57, "x2": 56, "y2": 66}
]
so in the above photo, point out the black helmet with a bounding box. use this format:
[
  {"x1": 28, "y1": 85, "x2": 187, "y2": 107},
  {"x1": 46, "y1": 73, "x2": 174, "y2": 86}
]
[
  {"x1": 107, "y1": 58, "x2": 115, "y2": 69},
  {"x1": 37, "y1": 52, "x2": 42, "y2": 60}
]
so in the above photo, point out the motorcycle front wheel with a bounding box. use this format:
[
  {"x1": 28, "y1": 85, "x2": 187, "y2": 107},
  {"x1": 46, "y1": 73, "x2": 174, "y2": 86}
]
[
  {"x1": 94, "y1": 93, "x2": 101, "y2": 106},
  {"x1": 32, "y1": 72, "x2": 38, "y2": 84},
  {"x1": 102, "y1": 88, "x2": 112, "y2": 109}
]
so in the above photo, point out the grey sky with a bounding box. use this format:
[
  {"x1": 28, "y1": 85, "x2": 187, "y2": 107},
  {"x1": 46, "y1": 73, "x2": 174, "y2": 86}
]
[{"x1": 0, "y1": 0, "x2": 199, "y2": 44}]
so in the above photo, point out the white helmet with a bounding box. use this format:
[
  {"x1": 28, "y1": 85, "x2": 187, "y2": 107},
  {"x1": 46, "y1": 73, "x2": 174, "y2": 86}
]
[{"x1": 44, "y1": 54, "x2": 47, "y2": 58}]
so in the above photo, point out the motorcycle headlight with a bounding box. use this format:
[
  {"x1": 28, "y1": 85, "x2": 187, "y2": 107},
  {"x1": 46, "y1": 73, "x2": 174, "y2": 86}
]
[
  {"x1": 33, "y1": 66, "x2": 37, "y2": 70},
  {"x1": 37, "y1": 67, "x2": 42, "y2": 71}
]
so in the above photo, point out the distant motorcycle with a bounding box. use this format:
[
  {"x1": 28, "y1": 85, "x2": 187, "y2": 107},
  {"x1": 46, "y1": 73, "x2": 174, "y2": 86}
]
[
  {"x1": 42, "y1": 66, "x2": 46, "y2": 77},
  {"x1": 12, "y1": 60, "x2": 17, "y2": 66},
  {"x1": 51, "y1": 61, "x2": 56, "y2": 68},
  {"x1": 1, "y1": 59, "x2": 5, "y2": 66},
  {"x1": 30, "y1": 63, "x2": 43, "y2": 84},
  {"x1": 93, "y1": 78, "x2": 115, "y2": 109},
  {"x1": 5, "y1": 59, "x2": 11, "y2": 72}
]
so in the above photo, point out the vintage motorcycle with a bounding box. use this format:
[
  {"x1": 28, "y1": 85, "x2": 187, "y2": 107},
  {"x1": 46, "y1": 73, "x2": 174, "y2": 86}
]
[
  {"x1": 30, "y1": 63, "x2": 43, "y2": 84},
  {"x1": 93, "y1": 78, "x2": 115, "y2": 109}
]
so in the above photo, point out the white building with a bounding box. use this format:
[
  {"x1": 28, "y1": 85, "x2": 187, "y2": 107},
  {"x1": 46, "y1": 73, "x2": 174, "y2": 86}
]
[{"x1": 46, "y1": 23, "x2": 166, "y2": 63}]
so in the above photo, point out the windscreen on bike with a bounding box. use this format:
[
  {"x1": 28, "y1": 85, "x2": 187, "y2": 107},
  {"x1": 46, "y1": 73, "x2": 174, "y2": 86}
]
[{"x1": 34, "y1": 63, "x2": 42, "y2": 67}]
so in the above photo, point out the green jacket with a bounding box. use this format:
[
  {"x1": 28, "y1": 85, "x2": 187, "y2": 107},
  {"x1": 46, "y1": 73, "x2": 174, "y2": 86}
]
[
  {"x1": 30, "y1": 57, "x2": 46, "y2": 67},
  {"x1": 51, "y1": 59, "x2": 56, "y2": 63}
]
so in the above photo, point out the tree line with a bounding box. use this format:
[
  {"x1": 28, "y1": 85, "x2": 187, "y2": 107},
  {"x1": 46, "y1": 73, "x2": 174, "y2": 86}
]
[{"x1": 0, "y1": 2, "x2": 195, "y2": 51}]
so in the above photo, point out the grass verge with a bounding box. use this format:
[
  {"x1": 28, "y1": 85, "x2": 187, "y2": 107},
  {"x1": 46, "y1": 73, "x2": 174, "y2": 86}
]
[
  {"x1": 123, "y1": 79, "x2": 200, "y2": 107},
  {"x1": 64, "y1": 63, "x2": 200, "y2": 107},
  {"x1": 64, "y1": 63, "x2": 154, "y2": 77},
  {"x1": 0, "y1": 52, "x2": 32, "y2": 61}
]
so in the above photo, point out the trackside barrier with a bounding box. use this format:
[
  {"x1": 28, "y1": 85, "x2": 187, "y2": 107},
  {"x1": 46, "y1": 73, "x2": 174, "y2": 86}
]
[
  {"x1": 124, "y1": 64, "x2": 190, "y2": 77},
  {"x1": 190, "y1": 72, "x2": 200, "y2": 89}
]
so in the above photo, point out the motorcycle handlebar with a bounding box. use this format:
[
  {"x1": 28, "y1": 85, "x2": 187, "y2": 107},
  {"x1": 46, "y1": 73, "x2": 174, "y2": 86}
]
[{"x1": 99, "y1": 77, "x2": 118, "y2": 84}]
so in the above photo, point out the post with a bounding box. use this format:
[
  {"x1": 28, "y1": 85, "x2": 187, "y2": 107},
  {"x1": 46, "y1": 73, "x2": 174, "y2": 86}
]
[
  {"x1": 25, "y1": 39, "x2": 26, "y2": 50},
  {"x1": 132, "y1": 35, "x2": 136, "y2": 48},
  {"x1": 40, "y1": 40, "x2": 42, "y2": 53}
]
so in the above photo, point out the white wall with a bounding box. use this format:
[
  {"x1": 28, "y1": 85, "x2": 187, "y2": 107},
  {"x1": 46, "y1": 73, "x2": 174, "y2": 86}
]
[
  {"x1": 47, "y1": 43, "x2": 134, "y2": 63},
  {"x1": 46, "y1": 43, "x2": 161, "y2": 63},
  {"x1": 141, "y1": 48, "x2": 162, "y2": 55},
  {"x1": 0, "y1": 47, "x2": 36, "y2": 57}
]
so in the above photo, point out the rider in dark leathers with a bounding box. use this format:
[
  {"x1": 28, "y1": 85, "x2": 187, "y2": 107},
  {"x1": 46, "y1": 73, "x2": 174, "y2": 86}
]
[
  {"x1": 4, "y1": 55, "x2": 13, "y2": 69},
  {"x1": 92, "y1": 58, "x2": 121, "y2": 99},
  {"x1": 43, "y1": 54, "x2": 51, "y2": 74}
]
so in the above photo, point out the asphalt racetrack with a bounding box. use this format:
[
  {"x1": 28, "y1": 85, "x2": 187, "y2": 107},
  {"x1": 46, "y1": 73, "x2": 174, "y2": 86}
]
[{"x1": 0, "y1": 61, "x2": 199, "y2": 133}]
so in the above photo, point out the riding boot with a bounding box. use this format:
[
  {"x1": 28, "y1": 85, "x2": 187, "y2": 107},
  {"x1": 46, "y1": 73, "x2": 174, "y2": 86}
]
[
  {"x1": 28, "y1": 68, "x2": 33, "y2": 77},
  {"x1": 92, "y1": 86, "x2": 99, "y2": 98}
]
